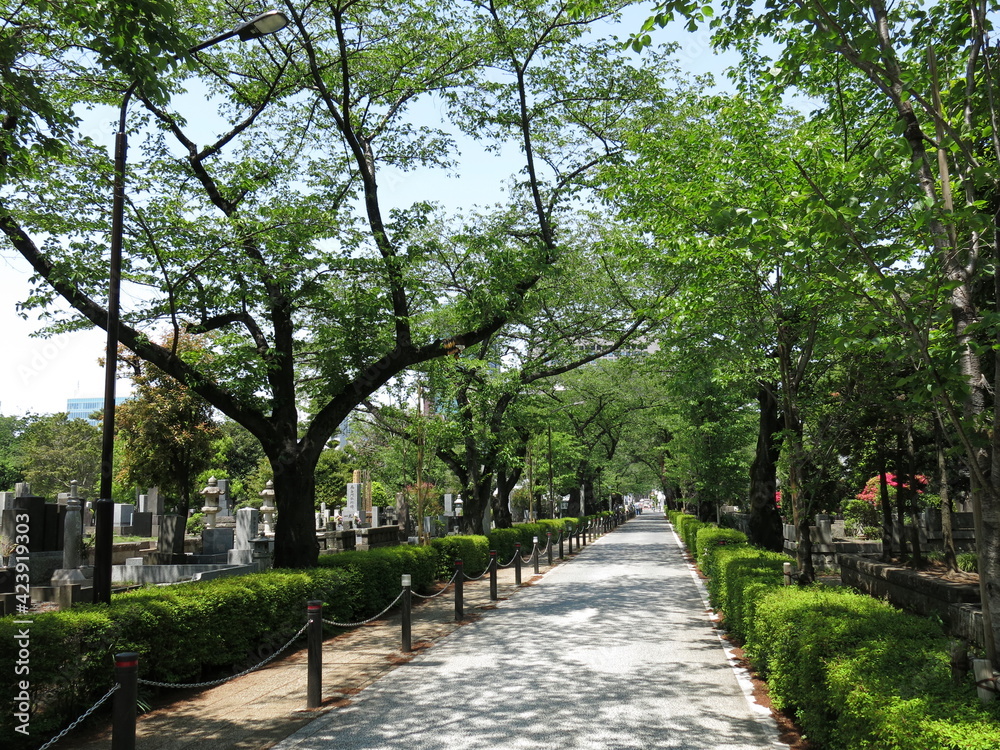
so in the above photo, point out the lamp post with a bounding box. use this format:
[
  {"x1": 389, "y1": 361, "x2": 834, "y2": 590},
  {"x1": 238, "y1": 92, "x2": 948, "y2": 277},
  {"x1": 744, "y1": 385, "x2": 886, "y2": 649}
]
[{"x1": 93, "y1": 10, "x2": 290, "y2": 604}]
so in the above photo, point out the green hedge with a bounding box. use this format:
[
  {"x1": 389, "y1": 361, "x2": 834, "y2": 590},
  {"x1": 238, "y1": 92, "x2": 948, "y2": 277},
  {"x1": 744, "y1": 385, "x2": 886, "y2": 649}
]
[
  {"x1": 1, "y1": 520, "x2": 598, "y2": 748},
  {"x1": 672, "y1": 513, "x2": 706, "y2": 555},
  {"x1": 316, "y1": 544, "x2": 438, "y2": 615},
  {"x1": 689, "y1": 533, "x2": 1000, "y2": 749},
  {"x1": 746, "y1": 586, "x2": 1000, "y2": 750},
  {"x1": 488, "y1": 519, "x2": 580, "y2": 564},
  {"x1": 703, "y1": 545, "x2": 789, "y2": 642},
  {"x1": 695, "y1": 526, "x2": 747, "y2": 578},
  {"x1": 430, "y1": 535, "x2": 490, "y2": 578},
  {"x1": 0, "y1": 568, "x2": 354, "y2": 747}
]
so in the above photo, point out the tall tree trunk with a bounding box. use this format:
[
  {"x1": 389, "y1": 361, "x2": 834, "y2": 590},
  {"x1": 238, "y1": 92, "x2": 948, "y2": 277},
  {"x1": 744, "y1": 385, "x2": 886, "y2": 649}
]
[
  {"x1": 748, "y1": 380, "x2": 784, "y2": 552},
  {"x1": 582, "y1": 477, "x2": 596, "y2": 515},
  {"x1": 788, "y1": 417, "x2": 814, "y2": 584},
  {"x1": 895, "y1": 431, "x2": 909, "y2": 557},
  {"x1": 271, "y1": 454, "x2": 319, "y2": 568},
  {"x1": 493, "y1": 467, "x2": 518, "y2": 529},
  {"x1": 905, "y1": 420, "x2": 923, "y2": 566},
  {"x1": 567, "y1": 485, "x2": 582, "y2": 517},
  {"x1": 879, "y1": 458, "x2": 894, "y2": 562},
  {"x1": 935, "y1": 417, "x2": 958, "y2": 572}
]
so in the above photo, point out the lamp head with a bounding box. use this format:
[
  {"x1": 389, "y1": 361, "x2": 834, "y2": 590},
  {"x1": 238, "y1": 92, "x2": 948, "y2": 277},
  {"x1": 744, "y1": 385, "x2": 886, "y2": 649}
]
[{"x1": 236, "y1": 10, "x2": 290, "y2": 41}]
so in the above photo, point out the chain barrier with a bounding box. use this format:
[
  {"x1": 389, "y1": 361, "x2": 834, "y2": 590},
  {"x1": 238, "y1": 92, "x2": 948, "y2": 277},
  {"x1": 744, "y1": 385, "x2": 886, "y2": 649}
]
[
  {"x1": 412, "y1": 569, "x2": 461, "y2": 599},
  {"x1": 36, "y1": 684, "x2": 120, "y2": 750},
  {"x1": 462, "y1": 567, "x2": 492, "y2": 582},
  {"x1": 138, "y1": 622, "x2": 309, "y2": 690},
  {"x1": 323, "y1": 590, "x2": 405, "y2": 628},
  {"x1": 497, "y1": 551, "x2": 520, "y2": 569}
]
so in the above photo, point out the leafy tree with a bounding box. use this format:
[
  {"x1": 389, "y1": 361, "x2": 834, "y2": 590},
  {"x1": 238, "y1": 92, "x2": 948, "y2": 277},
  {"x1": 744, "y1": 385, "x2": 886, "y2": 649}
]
[
  {"x1": 0, "y1": 415, "x2": 29, "y2": 492},
  {"x1": 0, "y1": 0, "x2": 666, "y2": 566},
  {"x1": 114, "y1": 335, "x2": 220, "y2": 518},
  {"x1": 623, "y1": 0, "x2": 1000, "y2": 659},
  {"x1": 19, "y1": 413, "x2": 101, "y2": 499},
  {"x1": 212, "y1": 418, "x2": 268, "y2": 506},
  {"x1": 314, "y1": 448, "x2": 354, "y2": 511},
  {"x1": 360, "y1": 220, "x2": 661, "y2": 532}
]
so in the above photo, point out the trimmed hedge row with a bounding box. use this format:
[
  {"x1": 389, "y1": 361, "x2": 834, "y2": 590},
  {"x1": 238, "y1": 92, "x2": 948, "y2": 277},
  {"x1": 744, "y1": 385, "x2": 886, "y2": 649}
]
[
  {"x1": 315, "y1": 544, "x2": 438, "y2": 616},
  {"x1": 2, "y1": 518, "x2": 600, "y2": 748},
  {"x1": 748, "y1": 586, "x2": 1000, "y2": 749},
  {"x1": 487, "y1": 518, "x2": 580, "y2": 565},
  {"x1": 668, "y1": 513, "x2": 1000, "y2": 749},
  {"x1": 704, "y1": 544, "x2": 788, "y2": 642},
  {"x1": 0, "y1": 568, "x2": 356, "y2": 745},
  {"x1": 430, "y1": 535, "x2": 491, "y2": 578}
]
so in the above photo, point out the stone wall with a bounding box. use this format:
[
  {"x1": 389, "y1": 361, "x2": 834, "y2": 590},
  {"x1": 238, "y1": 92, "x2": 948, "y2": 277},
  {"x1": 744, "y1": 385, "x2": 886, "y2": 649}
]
[{"x1": 839, "y1": 553, "x2": 984, "y2": 650}]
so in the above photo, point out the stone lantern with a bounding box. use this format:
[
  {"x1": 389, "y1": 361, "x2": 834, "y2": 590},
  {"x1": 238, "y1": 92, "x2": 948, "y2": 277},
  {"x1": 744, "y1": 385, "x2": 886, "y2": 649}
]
[
  {"x1": 259, "y1": 480, "x2": 277, "y2": 536},
  {"x1": 200, "y1": 477, "x2": 222, "y2": 529}
]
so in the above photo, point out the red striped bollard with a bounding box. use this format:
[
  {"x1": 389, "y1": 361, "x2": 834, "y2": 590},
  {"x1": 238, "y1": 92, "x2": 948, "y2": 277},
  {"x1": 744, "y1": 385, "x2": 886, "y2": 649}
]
[
  {"x1": 112, "y1": 652, "x2": 138, "y2": 750},
  {"x1": 307, "y1": 600, "x2": 323, "y2": 708}
]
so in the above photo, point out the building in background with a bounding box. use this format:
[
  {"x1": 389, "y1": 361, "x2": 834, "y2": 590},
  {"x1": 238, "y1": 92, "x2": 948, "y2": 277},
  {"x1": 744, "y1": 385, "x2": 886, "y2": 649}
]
[{"x1": 67, "y1": 396, "x2": 128, "y2": 425}]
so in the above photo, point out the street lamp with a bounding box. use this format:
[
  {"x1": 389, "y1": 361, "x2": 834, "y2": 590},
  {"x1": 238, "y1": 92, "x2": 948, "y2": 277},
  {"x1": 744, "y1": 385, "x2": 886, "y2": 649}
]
[{"x1": 93, "y1": 10, "x2": 290, "y2": 604}]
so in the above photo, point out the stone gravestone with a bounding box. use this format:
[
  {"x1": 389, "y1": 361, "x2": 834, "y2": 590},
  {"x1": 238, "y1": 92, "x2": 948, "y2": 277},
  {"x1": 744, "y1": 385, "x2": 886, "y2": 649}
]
[
  {"x1": 130, "y1": 512, "x2": 153, "y2": 538},
  {"x1": 43, "y1": 502, "x2": 64, "y2": 551},
  {"x1": 52, "y1": 486, "x2": 86, "y2": 586},
  {"x1": 138, "y1": 486, "x2": 163, "y2": 515},
  {"x1": 201, "y1": 527, "x2": 233, "y2": 560},
  {"x1": 13, "y1": 484, "x2": 46, "y2": 552},
  {"x1": 113, "y1": 504, "x2": 134, "y2": 534},
  {"x1": 217, "y1": 478, "x2": 232, "y2": 518},
  {"x1": 444, "y1": 493, "x2": 453, "y2": 517},
  {"x1": 346, "y1": 482, "x2": 363, "y2": 525},
  {"x1": 370, "y1": 506, "x2": 381, "y2": 527},
  {"x1": 228, "y1": 508, "x2": 259, "y2": 565},
  {"x1": 154, "y1": 514, "x2": 186, "y2": 564}
]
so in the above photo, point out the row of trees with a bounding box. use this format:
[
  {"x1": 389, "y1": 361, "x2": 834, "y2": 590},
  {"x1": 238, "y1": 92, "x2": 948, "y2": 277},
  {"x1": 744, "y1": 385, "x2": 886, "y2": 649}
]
[{"x1": 4, "y1": 0, "x2": 1000, "y2": 663}]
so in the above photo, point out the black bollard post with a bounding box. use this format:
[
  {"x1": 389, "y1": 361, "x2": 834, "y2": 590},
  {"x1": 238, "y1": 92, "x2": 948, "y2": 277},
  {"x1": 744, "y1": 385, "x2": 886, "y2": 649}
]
[
  {"x1": 559, "y1": 531, "x2": 564, "y2": 560},
  {"x1": 307, "y1": 600, "x2": 323, "y2": 709},
  {"x1": 568, "y1": 527, "x2": 573, "y2": 555},
  {"x1": 547, "y1": 532, "x2": 553, "y2": 566},
  {"x1": 401, "y1": 574, "x2": 412, "y2": 653},
  {"x1": 489, "y1": 551, "x2": 498, "y2": 601},
  {"x1": 454, "y1": 560, "x2": 464, "y2": 621},
  {"x1": 579, "y1": 522, "x2": 585, "y2": 548},
  {"x1": 533, "y1": 537, "x2": 540, "y2": 574},
  {"x1": 514, "y1": 543, "x2": 522, "y2": 585},
  {"x1": 112, "y1": 652, "x2": 138, "y2": 750}
]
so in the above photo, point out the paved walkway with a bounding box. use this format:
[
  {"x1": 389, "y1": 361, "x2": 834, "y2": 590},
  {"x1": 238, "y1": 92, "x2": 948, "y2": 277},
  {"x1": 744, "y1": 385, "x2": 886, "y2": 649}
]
[
  {"x1": 64, "y1": 517, "x2": 784, "y2": 749},
  {"x1": 274, "y1": 516, "x2": 783, "y2": 750}
]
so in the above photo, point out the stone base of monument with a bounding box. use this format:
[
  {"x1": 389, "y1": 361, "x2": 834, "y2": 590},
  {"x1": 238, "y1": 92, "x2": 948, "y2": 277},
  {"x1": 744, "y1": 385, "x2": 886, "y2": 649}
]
[
  {"x1": 228, "y1": 548, "x2": 254, "y2": 565},
  {"x1": 111, "y1": 563, "x2": 257, "y2": 584},
  {"x1": 54, "y1": 582, "x2": 91, "y2": 609},
  {"x1": 51, "y1": 568, "x2": 88, "y2": 584}
]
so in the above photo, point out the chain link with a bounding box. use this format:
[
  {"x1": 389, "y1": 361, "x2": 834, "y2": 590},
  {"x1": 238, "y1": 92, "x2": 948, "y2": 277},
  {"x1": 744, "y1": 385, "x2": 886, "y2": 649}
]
[
  {"x1": 37, "y1": 684, "x2": 119, "y2": 750},
  {"x1": 323, "y1": 590, "x2": 405, "y2": 628},
  {"x1": 497, "y1": 551, "x2": 520, "y2": 569},
  {"x1": 138, "y1": 623, "x2": 309, "y2": 690},
  {"x1": 412, "y1": 569, "x2": 460, "y2": 599},
  {"x1": 462, "y1": 567, "x2": 491, "y2": 581}
]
